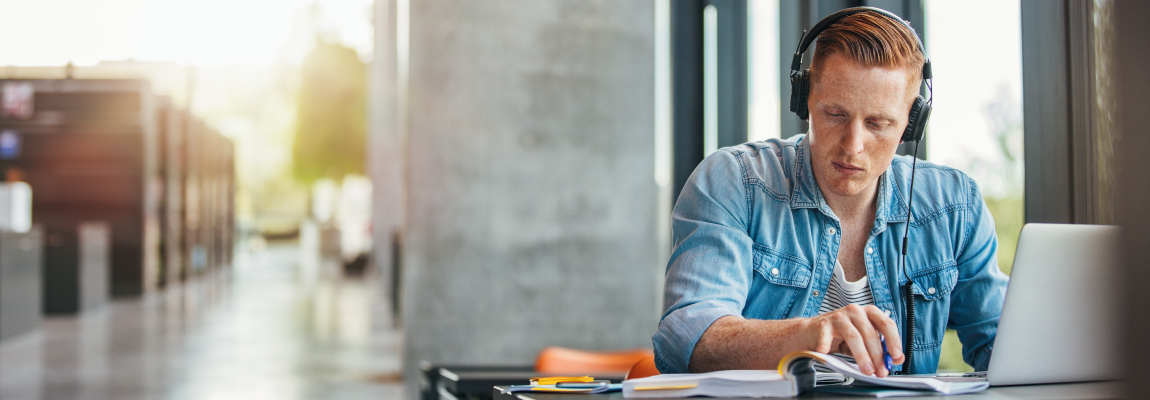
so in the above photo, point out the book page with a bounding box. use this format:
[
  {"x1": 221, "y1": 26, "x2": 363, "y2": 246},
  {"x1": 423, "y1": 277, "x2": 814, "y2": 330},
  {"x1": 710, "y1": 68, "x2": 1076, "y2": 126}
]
[{"x1": 780, "y1": 351, "x2": 950, "y2": 393}]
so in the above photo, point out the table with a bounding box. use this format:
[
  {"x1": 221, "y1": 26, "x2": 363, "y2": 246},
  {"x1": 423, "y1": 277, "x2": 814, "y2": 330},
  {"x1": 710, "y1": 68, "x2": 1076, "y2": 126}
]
[{"x1": 493, "y1": 381, "x2": 1121, "y2": 400}]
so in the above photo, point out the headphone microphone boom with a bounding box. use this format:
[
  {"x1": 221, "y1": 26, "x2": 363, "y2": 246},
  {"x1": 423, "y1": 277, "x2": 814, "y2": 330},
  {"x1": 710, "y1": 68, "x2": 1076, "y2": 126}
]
[{"x1": 787, "y1": 7, "x2": 933, "y2": 375}]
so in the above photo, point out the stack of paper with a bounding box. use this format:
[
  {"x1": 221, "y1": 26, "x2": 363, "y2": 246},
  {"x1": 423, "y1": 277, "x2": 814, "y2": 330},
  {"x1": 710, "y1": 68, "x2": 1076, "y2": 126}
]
[{"x1": 622, "y1": 370, "x2": 798, "y2": 398}]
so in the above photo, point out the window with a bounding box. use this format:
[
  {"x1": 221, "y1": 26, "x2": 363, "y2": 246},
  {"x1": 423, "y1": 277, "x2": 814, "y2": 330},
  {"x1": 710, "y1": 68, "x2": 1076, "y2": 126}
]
[
  {"x1": 925, "y1": 0, "x2": 1024, "y2": 372},
  {"x1": 748, "y1": 0, "x2": 779, "y2": 142}
]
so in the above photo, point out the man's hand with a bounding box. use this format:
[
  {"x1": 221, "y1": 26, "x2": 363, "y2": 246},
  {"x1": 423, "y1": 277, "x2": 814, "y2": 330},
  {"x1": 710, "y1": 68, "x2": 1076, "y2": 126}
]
[
  {"x1": 687, "y1": 307, "x2": 904, "y2": 374},
  {"x1": 801, "y1": 304, "x2": 904, "y2": 377}
]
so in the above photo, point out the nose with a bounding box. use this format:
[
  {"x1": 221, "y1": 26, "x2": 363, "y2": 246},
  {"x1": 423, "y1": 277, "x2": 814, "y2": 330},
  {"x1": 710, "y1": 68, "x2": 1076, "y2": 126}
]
[{"x1": 841, "y1": 119, "x2": 867, "y2": 155}]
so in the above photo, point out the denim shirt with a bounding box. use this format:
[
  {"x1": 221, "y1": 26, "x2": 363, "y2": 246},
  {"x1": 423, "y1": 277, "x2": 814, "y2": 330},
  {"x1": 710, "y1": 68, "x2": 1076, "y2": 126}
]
[{"x1": 653, "y1": 135, "x2": 1009, "y2": 375}]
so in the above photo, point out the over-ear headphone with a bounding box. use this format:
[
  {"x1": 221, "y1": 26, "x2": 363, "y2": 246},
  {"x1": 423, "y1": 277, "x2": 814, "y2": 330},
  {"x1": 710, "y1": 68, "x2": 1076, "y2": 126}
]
[{"x1": 787, "y1": 7, "x2": 933, "y2": 143}]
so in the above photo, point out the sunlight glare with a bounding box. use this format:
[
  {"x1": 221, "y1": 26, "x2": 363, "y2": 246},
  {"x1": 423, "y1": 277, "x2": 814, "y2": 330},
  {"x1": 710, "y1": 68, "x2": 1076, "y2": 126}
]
[{"x1": 0, "y1": 0, "x2": 373, "y2": 66}]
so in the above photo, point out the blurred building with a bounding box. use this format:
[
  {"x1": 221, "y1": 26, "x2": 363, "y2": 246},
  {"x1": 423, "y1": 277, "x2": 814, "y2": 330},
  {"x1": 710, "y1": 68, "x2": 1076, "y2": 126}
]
[{"x1": 0, "y1": 77, "x2": 234, "y2": 309}]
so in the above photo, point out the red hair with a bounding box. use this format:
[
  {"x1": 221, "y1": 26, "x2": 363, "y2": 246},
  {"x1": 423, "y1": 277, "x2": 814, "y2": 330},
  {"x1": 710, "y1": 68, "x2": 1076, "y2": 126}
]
[{"x1": 810, "y1": 12, "x2": 925, "y2": 86}]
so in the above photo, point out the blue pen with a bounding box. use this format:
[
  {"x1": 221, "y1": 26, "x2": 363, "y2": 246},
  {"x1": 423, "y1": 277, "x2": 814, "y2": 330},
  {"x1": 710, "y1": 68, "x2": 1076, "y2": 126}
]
[{"x1": 881, "y1": 337, "x2": 894, "y2": 373}]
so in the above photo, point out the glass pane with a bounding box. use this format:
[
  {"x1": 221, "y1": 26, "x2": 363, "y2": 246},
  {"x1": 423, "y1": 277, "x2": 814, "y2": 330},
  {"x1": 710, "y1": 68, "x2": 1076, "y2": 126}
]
[
  {"x1": 925, "y1": 0, "x2": 1023, "y2": 372},
  {"x1": 704, "y1": 5, "x2": 719, "y2": 155},
  {"x1": 748, "y1": 0, "x2": 779, "y2": 142}
]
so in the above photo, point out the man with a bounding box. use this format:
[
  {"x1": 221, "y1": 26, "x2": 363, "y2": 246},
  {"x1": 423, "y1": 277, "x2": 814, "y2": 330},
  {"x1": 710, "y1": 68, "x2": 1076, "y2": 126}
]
[{"x1": 652, "y1": 10, "x2": 1009, "y2": 377}]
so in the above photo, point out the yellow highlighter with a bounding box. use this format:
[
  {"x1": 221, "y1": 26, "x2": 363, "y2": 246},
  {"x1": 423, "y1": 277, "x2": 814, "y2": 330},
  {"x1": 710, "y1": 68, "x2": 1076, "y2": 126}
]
[{"x1": 530, "y1": 376, "x2": 595, "y2": 386}]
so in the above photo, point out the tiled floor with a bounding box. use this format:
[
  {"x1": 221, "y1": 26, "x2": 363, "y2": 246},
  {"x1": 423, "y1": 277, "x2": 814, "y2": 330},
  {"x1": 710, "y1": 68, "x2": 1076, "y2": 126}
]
[{"x1": 0, "y1": 243, "x2": 403, "y2": 400}]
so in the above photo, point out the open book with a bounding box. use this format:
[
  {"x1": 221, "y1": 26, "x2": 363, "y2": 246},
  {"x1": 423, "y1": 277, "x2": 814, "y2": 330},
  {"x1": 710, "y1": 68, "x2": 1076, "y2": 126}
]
[{"x1": 622, "y1": 351, "x2": 988, "y2": 398}]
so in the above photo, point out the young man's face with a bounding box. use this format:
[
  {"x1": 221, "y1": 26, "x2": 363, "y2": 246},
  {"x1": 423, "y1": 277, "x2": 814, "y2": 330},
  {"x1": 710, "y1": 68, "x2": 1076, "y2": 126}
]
[{"x1": 807, "y1": 52, "x2": 919, "y2": 200}]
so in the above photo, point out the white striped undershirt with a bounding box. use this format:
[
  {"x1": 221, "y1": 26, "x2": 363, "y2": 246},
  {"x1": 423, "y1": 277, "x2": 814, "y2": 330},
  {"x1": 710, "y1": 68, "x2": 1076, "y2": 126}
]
[{"x1": 818, "y1": 260, "x2": 875, "y2": 314}]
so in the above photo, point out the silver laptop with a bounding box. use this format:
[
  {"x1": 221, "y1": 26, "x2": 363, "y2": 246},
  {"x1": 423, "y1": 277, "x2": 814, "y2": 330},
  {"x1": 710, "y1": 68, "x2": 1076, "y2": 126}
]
[{"x1": 986, "y1": 223, "x2": 1120, "y2": 386}]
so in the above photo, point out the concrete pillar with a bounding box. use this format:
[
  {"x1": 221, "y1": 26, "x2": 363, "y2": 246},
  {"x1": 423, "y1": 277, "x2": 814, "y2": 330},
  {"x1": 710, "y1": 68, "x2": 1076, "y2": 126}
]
[
  {"x1": 369, "y1": 0, "x2": 403, "y2": 323},
  {"x1": 400, "y1": 0, "x2": 659, "y2": 395}
]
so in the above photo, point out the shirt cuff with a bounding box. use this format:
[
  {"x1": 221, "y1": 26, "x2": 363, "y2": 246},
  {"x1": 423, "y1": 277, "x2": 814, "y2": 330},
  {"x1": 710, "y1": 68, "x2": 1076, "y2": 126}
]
[
  {"x1": 974, "y1": 345, "x2": 993, "y2": 371},
  {"x1": 652, "y1": 300, "x2": 739, "y2": 373}
]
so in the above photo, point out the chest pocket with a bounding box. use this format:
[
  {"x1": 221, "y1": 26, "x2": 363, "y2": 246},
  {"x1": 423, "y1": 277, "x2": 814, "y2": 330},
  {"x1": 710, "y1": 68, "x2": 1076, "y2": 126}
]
[
  {"x1": 907, "y1": 262, "x2": 958, "y2": 301},
  {"x1": 752, "y1": 244, "x2": 812, "y2": 288},
  {"x1": 900, "y1": 261, "x2": 959, "y2": 363}
]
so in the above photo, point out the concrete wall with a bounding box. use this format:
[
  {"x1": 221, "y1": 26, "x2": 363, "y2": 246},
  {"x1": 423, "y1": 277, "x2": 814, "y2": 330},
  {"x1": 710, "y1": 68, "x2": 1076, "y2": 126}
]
[{"x1": 401, "y1": 0, "x2": 660, "y2": 393}]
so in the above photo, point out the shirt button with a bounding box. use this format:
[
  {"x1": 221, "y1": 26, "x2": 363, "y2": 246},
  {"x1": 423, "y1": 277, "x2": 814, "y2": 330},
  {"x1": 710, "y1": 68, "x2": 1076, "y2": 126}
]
[
  {"x1": 812, "y1": 289, "x2": 820, "y2": 297},
  {"x1": 770, "y1": 268, "x2": 779, "y2": 276},
  {"x1": 927, "y1": 287, "x2": 937, "y2": 295},
  {"x1": 867, "y1": 247, "x2": 874, "y2": 254},
  {"x1": 827, "y1": 227, "x2": 837, "y2": 235},
  {"x1": 884, "y1": 309, "x2": 892, "y2": 317}
]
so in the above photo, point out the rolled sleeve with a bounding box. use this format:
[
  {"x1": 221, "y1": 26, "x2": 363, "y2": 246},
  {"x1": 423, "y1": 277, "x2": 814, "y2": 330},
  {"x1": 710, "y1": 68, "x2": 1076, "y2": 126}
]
[
  {"x1": 652, "y1": 150, "x2": 754, "y2": 373},
  {"x1": 948, "y1": 178, "x2": 1010, "y2": 371},
  {"x1": 653, "y1": 300, "x2": 739, "y2": 373}
]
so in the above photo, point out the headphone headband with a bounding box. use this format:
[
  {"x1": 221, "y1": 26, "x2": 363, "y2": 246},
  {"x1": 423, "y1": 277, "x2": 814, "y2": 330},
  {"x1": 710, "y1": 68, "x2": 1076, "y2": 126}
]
[{"x1": 789, "y1": 6, "x2": 932, "y2": 80}]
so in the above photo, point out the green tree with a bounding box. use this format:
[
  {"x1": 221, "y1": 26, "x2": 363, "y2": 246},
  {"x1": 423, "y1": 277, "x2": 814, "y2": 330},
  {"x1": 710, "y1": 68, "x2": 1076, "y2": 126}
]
[
  {"x1": 937, "y1": 83, "x2": 1024, "y2": 373},
  {"x1": 292, "y1": 39, "x2": 366, "y2": 184}
]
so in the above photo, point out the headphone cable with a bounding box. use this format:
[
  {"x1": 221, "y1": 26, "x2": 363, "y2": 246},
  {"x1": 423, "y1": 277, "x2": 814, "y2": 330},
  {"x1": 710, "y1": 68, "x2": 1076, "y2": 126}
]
[
  {"x1": 899, "y1": 78, "x2": 931, "y2": 375},
  {"x1": 899, "y1": 138, "x2": 921, "y2": 375}
]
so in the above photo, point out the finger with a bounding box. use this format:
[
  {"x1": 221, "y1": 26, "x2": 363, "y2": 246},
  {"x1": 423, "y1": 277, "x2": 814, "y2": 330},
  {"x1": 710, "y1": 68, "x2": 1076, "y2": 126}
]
[
  {"x1": 814, "y1": 319, "x2": 834, "y2": 354},
  {"x1": 831, "y1": 314, "x2": 873, "y2": 375},
  {"x1": 866, "y1": 306, "x2": 904, "y2": 364},
  {"x1": 848, "y1": 306, "x2": 887, "y2": 377}
]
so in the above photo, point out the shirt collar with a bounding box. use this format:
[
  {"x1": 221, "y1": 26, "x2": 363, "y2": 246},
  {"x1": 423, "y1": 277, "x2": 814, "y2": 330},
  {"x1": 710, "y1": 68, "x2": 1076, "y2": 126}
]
[
  {"x1": 789, "y1": 135, "x2": 823, "y2": 210},
  {"x1": 878, "y1": 167, "x2": 910, "y2": 224},
  {"x1": 789, "y1": 134, "x2": 910, "y2": 224}
]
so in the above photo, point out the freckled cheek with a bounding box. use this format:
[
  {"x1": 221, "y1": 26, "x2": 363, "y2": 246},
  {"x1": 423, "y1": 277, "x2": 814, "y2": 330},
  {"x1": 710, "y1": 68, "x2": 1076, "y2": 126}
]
[
  {"x1": 870, "y1": 135, "x2": 903, "y2": 160},
  {"x1": 869, "y1": 153, "x2": 897, "y2": 178}
]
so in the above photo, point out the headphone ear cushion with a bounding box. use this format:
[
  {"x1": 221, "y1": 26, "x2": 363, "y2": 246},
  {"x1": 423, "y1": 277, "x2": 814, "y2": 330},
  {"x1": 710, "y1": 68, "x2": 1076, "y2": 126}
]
[
  {"x1": 789, "y1": 70, "x2": 812, "y2": 121},
  {"x1": 902, "y1": 96, "x2": 930, "y2": 142}
]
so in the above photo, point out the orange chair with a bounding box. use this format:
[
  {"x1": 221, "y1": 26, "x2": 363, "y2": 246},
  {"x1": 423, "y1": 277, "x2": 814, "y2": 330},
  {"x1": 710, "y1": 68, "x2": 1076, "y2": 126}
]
[
  {"x1": 534, "y1": 346, "x2": 654, "y2": 375},
  {"x1": 625, "y1": 355, "x2": 660, "y2": 380}
]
